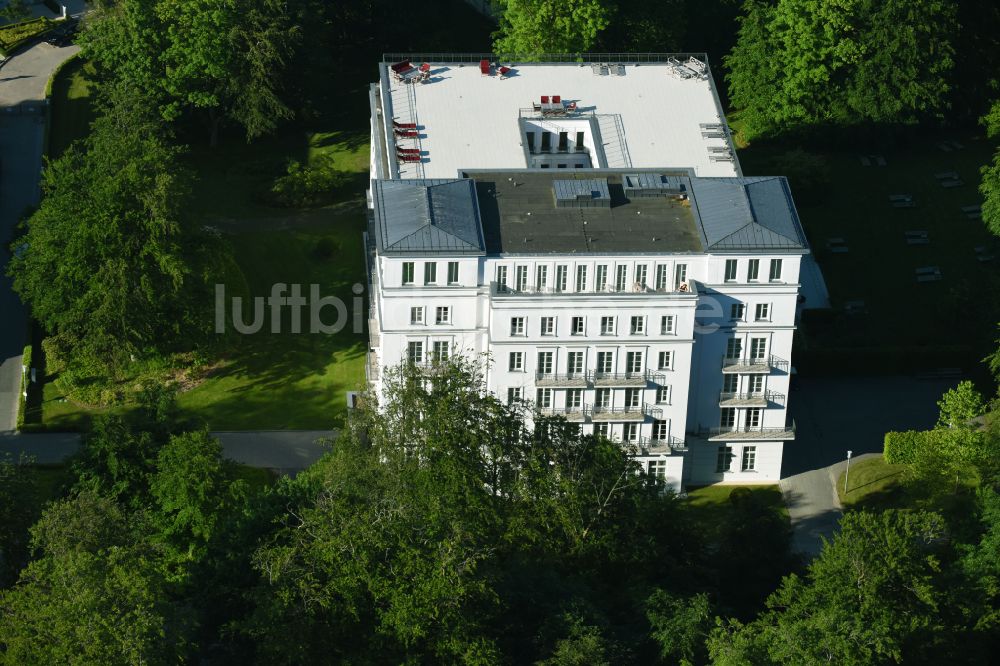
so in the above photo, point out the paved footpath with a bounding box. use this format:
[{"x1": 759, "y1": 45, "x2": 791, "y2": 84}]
[
  {"x1": 0, "y1": 40, "x2": 81, "y2": 432},
  {"x1": 779, "y1": 452, "x2": 878, "y2": 556},
  {"x1": 0, "y1": 430, "x2": 336, "y2": 473}
]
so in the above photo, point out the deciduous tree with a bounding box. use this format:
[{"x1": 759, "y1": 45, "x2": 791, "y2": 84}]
[{"x1": 492, "y1": 0, "x2": 610, "y2": 56}]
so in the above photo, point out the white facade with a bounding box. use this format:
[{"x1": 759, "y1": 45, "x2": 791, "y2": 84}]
[{"x1": 365, "y1": 57, "x2": 805, "y2": 491}]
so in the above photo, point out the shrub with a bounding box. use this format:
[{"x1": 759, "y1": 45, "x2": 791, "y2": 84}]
[
  {"x1": 16, "y1": 344, "x2": 32, "y2": 431},
  {"x1": 0, "y1": 17, "x2": 54, "y2": 56},
  {"x1": 883, "y1": 430, "x2": 937, "y2": 464},
  {"x1": 265, "y1": 156, "x2": 352, "y2": 208}
]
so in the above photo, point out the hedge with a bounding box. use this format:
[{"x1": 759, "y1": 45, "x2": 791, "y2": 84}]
[
  {"x1": 0, "y1": 16, "x2": 54, "y2": 57},
  {"x1": 883, "y1": 430, "x2": 937, "y2": 465},
  {"x1": 15, "y1": 343, "x2": 32, "y2": 431}
]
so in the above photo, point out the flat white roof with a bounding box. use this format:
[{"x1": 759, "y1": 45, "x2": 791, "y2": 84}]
[{"x1": 379, "y1": 60, "x2": 739, "y2": 180}]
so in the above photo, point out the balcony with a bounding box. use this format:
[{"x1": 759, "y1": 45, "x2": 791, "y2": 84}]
[
  {"x1": 718, "y1": 391, "x2": 784, "y2": 407},
  {"x1": 368, "y1": 318, "x2": 381, "y2": 349},
  {"x1": 537, "y1": 405, "x2": 591, "y2": 422},
  {"x1": 535, "y1": 371, "x2": 590, "y2": 387},
  {"x1": 705, "y1": 421, "x2": 796, "y2": 441},
  {"x1": 721, "y1": 355, "x2": 790, "y2": 374},
  {"x1": 366, "y1": 351, "x2": 381, "y2": 382},
  {"x1": 638, "y1": 435, "x2": 686, "y2": 454},
  {"x1": 490, "y1": 281, "x2": 697, "y2": 299},
  {"x1": 592, "y1": 402, "x2": 659, "y2": 421},
  {"x1": 592, "y1": 369, "x2": 663, "y2": 387}
]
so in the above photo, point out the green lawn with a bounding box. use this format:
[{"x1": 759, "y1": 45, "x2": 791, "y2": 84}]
[
  {"x1": 47, "y1": 57, "x2": 96, "y2": 158},
  {"x1": 686, "y1": 484, "x2": 789, "y2": 539},
  {"x1": 837, "y1": 456, "x2": 908, "y2": 509},
  {"x1": 736, "y1": 129, "x2": 999, "y2": 369}
]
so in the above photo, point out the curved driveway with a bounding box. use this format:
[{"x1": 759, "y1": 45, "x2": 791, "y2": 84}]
[{"x1": 0, "y1": 40, "x2": 80, "y2": 432}]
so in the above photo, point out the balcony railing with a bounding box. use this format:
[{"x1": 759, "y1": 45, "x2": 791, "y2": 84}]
[
  {"x1": 592, "y1": 403, "x2": 659, "y2": 421},
  {"x1": 366, "y1": 351, "x2": 381, "y2": 382},
  {"x1": 705, "y1": 421, "x2": 796, "y2": 441},
  {"x1": 537, "y1": 405, "x2": 592, "y2": 422},
  {"x1": 637, "y1": 435, "x2": 686, "y2": 454},
  {"x1": 368, "y1": 318, "x2": 381, "y2": 349},
  {"x1": 535, "y1": 371, "x2": 590, "y2": 387},
  {"x1": 591, "y1": 369, "x2": 665, "y2": 386},
  {"x1": 718, "y1": 390, "x2": 784, "y2": 407},
  {"x1": 490, "y1": 281, "x2": 697, "y2": 298},
  {"x1": 721, "y1": 355, "x2": 790, "y2": 374}
]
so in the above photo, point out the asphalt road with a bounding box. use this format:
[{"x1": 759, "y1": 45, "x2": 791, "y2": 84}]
[{"x1": 0, "y1": 41, "x2": 80, "y2": 433}]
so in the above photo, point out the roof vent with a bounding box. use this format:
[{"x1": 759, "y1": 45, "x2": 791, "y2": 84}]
[
  {"x1": 553, "y1": 178, "x2": 611, "y2": 208},
  {"x1": 623, "y1": 173, "x2": 685, "y2": 198}
]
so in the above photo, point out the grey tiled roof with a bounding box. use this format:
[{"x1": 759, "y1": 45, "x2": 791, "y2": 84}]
[
  {"x1": 689, "y1": 176, "x2": 807, "y2": 251},
  {"x1": 371, "y1": 179, "x2": 485, "y2": 255}
]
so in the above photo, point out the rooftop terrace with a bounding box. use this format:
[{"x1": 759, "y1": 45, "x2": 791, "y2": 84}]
[{"x1": 376, "y1": 54, "x2": 739, "y2": 181}]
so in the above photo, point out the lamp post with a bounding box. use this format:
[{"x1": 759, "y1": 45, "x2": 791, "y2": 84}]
[{"x1": 844, "y1": 450, "x2": 853, "y2": 494}]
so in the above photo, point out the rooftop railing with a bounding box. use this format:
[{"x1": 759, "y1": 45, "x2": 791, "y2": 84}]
[
  {"x1": 491, "y1": 281, "x2": 696, "y2": 298},
  {"x1": 382, "y1": 53, "x2": 711, "y2": 66}
]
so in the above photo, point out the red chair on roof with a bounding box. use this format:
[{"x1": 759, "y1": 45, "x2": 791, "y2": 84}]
[
  {"x1": 498, "y1": 66, "x2": 511, "y2": 79},
  {"x1": 479, "y1": 59, "x2": 491, "y2": 76},
  {"x1": 393, "y1": 120, "x2": 417, "y2": 129},
  {"x1": 552, "y1": 95, "x2": 561, "y2": 104},
  {"x1": 541, "y1": 95, "x2": 549, "y2": 104}
]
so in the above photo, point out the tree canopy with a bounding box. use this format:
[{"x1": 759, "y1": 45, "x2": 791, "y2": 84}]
[
  {"x1": 492, "y1": 0, "x2": 611, "y2": 56},
  {"x1": 726, "y1": 0, "x2": 958, "y2": 141}
]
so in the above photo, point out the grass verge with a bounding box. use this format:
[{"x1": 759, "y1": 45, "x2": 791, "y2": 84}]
[
  {"x1": 686, "y1": 484, "x2": 789, "y2": 540},
  {"x1": 837, "y1": 456, "x2": 908, "y2": 509}
]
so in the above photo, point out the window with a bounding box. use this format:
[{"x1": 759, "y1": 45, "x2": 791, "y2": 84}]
[
  {"x1": 623, "y1": 423, "x2": 639, "y2": 441},
  {"x1": 725, "y1": 338, "x2": 743, "y2": 359},
  {"x1": 615, "y1": 265, "x2": 628, "y2": 291},
  {"x1": 769, "y1": 259, "x2": 783, "y2": 282},
  {"x1": 435, "y1": 306, "x2": 450, "y2": 324},
  {"x1": 741, "y1": 446, "x2": 757, "y2": 471},
  {"x1": 558, "y1": 131, "x2": 568, "y2": 151},
  {"x1": 448, "y1": 261, "x2": 459, "y2": 285},
  {"x1": 424, "y1": 262, "x2": 437, "y2": 285},
  {"x1": 660, "y1": 315, "x2": 675, "y2": 335},
  {"x1": 755, "y1": 303, "x2": 770, "y2": 322},
  {"x1": 648, "y1": 460, "x2": 667, "y2": 479},
  {"x1": 407, "y1": 341, "x2": 423, "y2": 364},
  {"x1": 536, "y1": 388, "x2": 552, "y2": 408},
  {"x1": 655, "y1": 264, "x2": 669, "y2": 291},
  {"x1": 540, "y1": 316, "x2": 555, "y2": 336},
  {"x1": 600, "y1": 316, "x2": 615, "y2": 335},
  {"x1": 656, "y1": 386, "x2": 671, "y2": 404},
  {"x1": 595, "y1": 388, "x2": 611, "y2": 408},
  {"x1": 750, "y1": 337, "x2": 767, "y2": 360},
  {"x1": 515, "y1": 265, "x2": 528, "y2": 291},
  {"x1": 720, "y1": 407, "x2": 736, "y2": 428},
  {"x1": 537, "y1": 351, "x2": 554, "y2": 375},
  {"x1": 596, "y1": 265, "x2": 608, "y2": 291},
  {"x1": 567, "y1": 351, "x2": 584, "y2": 374},
  {"x1": 730, "y1": 303, "x2": 745, "y2": 321},
  {"x1": 571, "y1": 316, "x2": 585, "y2": 335},
  {"x1": 674, "y1": 263, "x2": 687, "y2": 289},
  {"x1": 594, "y1": 422, "x2": 610, "y2": 437},
  {"x1": 746, "y1": 408, "x2": 761, "y2": 428},
  {"x1": 555, "y1": 265, "x2": 568, "y2": 292},
  {"x1": 510, "y1": 317, "x2": 525, "y2": 336},
  {"x1": 716, "y1": 445, "x2": 734, "y2": 473},
  {"x1": 536, "y1": 265, "x2": 548, "y2": 290},
  {"x1": 596, "y1": 352, "x2": 613, "y2": 373},
  {"x1": 410, "y1": 307, "x2": 424, "y2": 325},
  {"x1": 749, "y1": 375, "x2": 763, "y2": 394},
  {"x1": 652, "y1": 419, "x2": 668, "y2": 440},
  {"x1": 496, "y1": 265, "x2": 508, "y2": 288},
  {"x1": 509, "y1": 352, "x2": 524, "y2": 371},
  {"x1": 432, "y1": 341, "x2": 450, "y2": 362},
  {"x1": 575, "y1": 131, "x2": 585, "y2": 149},
  {"x1": 567, "y1": 389, "x2": 583, "y2": 408},
  {"x1": 402, "y1": 262, "x2": 414, "y2": 285},
  {"x1": 723, "y1": 374, "x2": 738, "y2": 394},
  {"x1": 576, "y1": 265, "x2": 588, "y2": 291},
  {"x1": 625, "y1": 351, "x2": 643, "y2": 373},
  {"x1": 507, "y1": 387, "x2": 522, "y2": 404},
  {"x1": 634, "y1": 264, "x2": 648, "y2": 288},
  {"x1": 724, "y1": 259, "x2": 738, "y2": 282},
  {"x1": 624, "y1": 388, "x2": 640, "y2": 408},
  {"x1": 657, "y1": 351, "x2": 673, "y2": 370},
  {"x1": 630, "y1": 316, "x2": 645, "y2": 335},
  {"x1": 747, "y1": 259, "x2": 759, "y2": 281}
]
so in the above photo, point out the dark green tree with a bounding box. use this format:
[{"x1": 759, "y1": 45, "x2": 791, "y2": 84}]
[
  {"x1": 492, "y1": 0, "x2": 611, "y2": 56},
  {"x1": 0, "y1": 455, "x2": 38, "y2": 587},
  {"x1": 981, "y1": 102, "x2": 1000, "y2": 237},
  {"x1": 726, "y1": 0, "x2": 957, "y2": 142},
  {"x1": 646, "y1": 589, "x2": 712, "y2": 666}
]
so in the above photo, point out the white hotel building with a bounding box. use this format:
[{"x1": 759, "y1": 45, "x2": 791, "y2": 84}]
[{"x1": 364, "y1": 55, "x2": 807, "y2": 491}]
